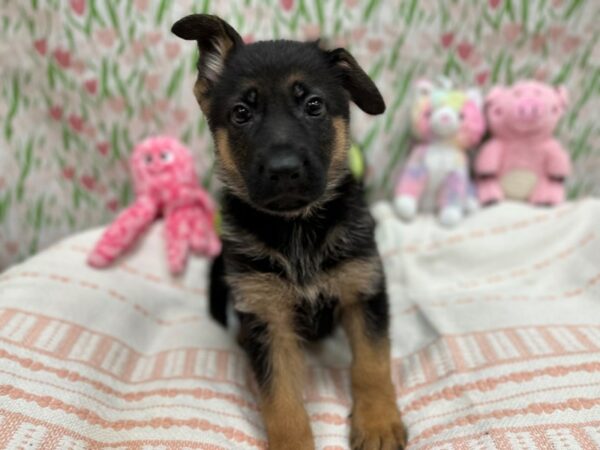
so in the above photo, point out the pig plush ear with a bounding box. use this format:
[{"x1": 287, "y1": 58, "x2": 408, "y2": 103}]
[
  {"x1": 484, "y1": 86, "x2": 505, "y2": 111},
  {"x1": 466, "y1": 88, "x2": 483, "y2": 109},
  {"x1": 415, "y1": 79, "x2": 434, "y2": 97},
  {"x1": 555, "y1": 85, "x2": 568, "y2": 110}
]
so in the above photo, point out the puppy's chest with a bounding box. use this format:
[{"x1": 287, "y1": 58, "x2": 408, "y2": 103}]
[
  {"x1": 234, "y1": 221, "x2": 351, "y2": 301},
  {"x1": 276, "y1": 223, "x2": 338, "y2": 286}
]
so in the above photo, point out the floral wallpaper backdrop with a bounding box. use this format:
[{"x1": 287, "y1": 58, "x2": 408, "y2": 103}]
[{"x1": 0, "y1": 0, "x2": 598, "y2": 268}]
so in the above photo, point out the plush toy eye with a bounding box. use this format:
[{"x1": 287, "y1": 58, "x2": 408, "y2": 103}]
[
  {"x1": 144, "y1": 154, "x2": 153, "y2": 164},
  {"x1": 424, "y1": 108, "x2": 432, "y2": 118},
  {"x1": 160, "y1": 151, "x2": 173, "y2": 162},
  {"x1": 459, "y1": 112, "x2": 465, "y2": 120},
  {"x1": 305, "y1": 96, "x2": 324, "y2": 117},
  {"x1": 231, "y1": 104, "x2": 252, "y2": 126},
  {"x1": 552, "y1": 105, "x2": 559, "y2": 114}
]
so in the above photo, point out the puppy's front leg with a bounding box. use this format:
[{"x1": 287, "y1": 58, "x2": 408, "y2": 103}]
[
  {"x1": 238, "y1": 311, "x2": 314, "y2": 450},
  {"x1": 341, "y1": 285, "x2": 406, "y2": 450}
]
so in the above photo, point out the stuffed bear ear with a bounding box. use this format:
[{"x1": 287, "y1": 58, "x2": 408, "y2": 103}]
[
  {"x1": 171, "y1": 14, "x2": 243, "y2": 86},
  {"x1": 415, "y1": 79, "x2": 434, "y2": 97},
  {"x1": 327, "y1": 48, "x2": 386, "y2": 115},
  {"x1": 555, "y1": 85, "x2": 568, "y2": 109},
  {"x1": 436, "y1": 75, "x2": 452, "y2": 90},
  {"x1": 466, "y1": 88, "x2": 483, "y2": 109}
]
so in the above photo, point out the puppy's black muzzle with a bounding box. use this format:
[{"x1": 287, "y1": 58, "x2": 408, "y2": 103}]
[
  {"x1": 264, "y1": 151, "x2": 304, "y2": 188},
  {"x1": 249, "y1": 144, "x2": 326, "y2": 212}
]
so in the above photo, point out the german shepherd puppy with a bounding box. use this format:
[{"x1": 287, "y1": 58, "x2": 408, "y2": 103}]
[{"x1": 172, "y1": 14, "x2": 406, "y2": 450}]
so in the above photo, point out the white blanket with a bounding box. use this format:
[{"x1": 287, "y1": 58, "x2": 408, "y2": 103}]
[{"x1": 1, "y1": 200, "x2": 599, "y2": 449}]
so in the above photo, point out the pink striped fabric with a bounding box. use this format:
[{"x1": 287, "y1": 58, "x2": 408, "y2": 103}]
[{"x1": 1, "y1": 199, "x2": 600, "y2": 449}]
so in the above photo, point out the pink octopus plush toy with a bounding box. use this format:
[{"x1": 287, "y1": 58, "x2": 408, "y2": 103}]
[
  {"x1": 88, "y1": 136, "x2": 221, "y2": 274},
  {"x1": 475, "y1": 80, "x2": 571, "y2": 205}
]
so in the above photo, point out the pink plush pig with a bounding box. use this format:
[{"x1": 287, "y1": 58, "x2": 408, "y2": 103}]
[
  {"x1": 475, "y1": 80, "x2": 571, "y2": 205},
  {"x1": 88, "y1": 136, "x2": 221, "y2": 274}
]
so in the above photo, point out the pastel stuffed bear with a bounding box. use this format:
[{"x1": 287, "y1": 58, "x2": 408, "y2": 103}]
[
  {"x1": 88, "y1": 136, "x2": 221, "y2": 274},
  {"x1": 394, "y1": 79, "x2": 485, "y2": 226},
  {"x1": 475, "y1": 80, "x2": 571, "y2": 205}
]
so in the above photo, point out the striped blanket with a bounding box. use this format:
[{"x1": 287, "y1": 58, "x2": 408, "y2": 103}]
[{"x1": 0, "y1": 199, "x2": 599, "y2": 449}]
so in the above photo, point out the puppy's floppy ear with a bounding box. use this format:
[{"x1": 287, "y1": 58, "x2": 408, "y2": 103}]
[
  {"x1": 327, "y1": 48, "x2": 386, "y2": 115},
  {"x1": 171, "y1": 14, "x2": 243, "y2": 86}
]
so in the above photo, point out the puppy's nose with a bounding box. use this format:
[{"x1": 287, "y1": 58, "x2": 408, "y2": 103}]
[{"x1": 265, "y1": 153, "x2": 303, "y2": 183}]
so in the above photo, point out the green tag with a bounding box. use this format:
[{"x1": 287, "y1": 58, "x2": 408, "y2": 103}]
[
  {"x1": 214, "y1": 209, "x2": 222, "y2": 236},
  {"x1": 348, "y1": 143, "x2": 365, "y2": 180}
]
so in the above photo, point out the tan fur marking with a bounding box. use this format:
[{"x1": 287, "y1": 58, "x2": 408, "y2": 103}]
[
  {"x1": 231, "y1": 274, "x2": 314, "y2": 449},
  {"x1": 321, "y1": 117, "x2": 351, "y2": 202},
  {"x1": 222, "y1": 227, "x2": 291, "y2": 272},
  {"x1": 285, "y1": 73, "x2": 305, "y2": 87},
  {"x1": 330, "y1": 117, "x2": 349, "y2": 173},
  {"x1": 294, "y1": 256, "x2": 380, "y2": 305},
  {"x1": 193, "y1": 79, "x2": 211, "y2": 114},
  {"x1": 227, "y1": 256, "x2": 381, "y2": 315},
  {"x1": 214, "y1": 129, "x2": 237, "y2": 176},
  {"x1": 260, "y1": 319, "x2": 314, "y2": 450},
  {"x1": 227, "y1": 273, "x2": 292, "y2": 321},
  {"x1": 333, "y1": 257, "x2": 381, "y2": 306},
  {"x1": 342, "y1": 303, "x2": 407, "y2": 449},
  {"x1": 214, "y1": 128, "x2": 248, "y2": 198}
]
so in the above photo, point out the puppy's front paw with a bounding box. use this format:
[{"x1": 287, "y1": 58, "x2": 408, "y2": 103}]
[
  {"x1": 266, "y1": 416, "x2": 315, "y2": 450},
  {"x1": 350, "y1": 401, "x2": 407, "y2": 450}
]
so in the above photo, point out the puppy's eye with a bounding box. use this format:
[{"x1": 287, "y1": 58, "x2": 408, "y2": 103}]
[
  {"x1": 305, "y1": 97, "x2": 324, "y2": 117},
  {"x1": 231, "y1": 104, "x2": 252, "y2": 125}
]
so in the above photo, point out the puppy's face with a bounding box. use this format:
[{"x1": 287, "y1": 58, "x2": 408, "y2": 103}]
[{"x1": 172, "y1": 15, "x2": 385, "y2": 214}]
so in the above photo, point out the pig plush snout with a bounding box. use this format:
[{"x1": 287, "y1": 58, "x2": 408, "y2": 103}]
[{"x1": 516, "y1": 98, "x2": 542, "y2": 121}]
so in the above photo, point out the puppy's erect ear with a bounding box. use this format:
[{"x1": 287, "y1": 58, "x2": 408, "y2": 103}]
[
  {"x1": 171, "y1": 14, "x2": 243, "y2": 86},
  {"x1": 327, "y1": 48, "x2": 386, "y2": 115}
]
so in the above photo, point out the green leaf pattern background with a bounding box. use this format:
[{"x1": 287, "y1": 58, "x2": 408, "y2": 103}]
[{"x1": 0, "y1": 0, "x2": 598, "y2": 269}]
